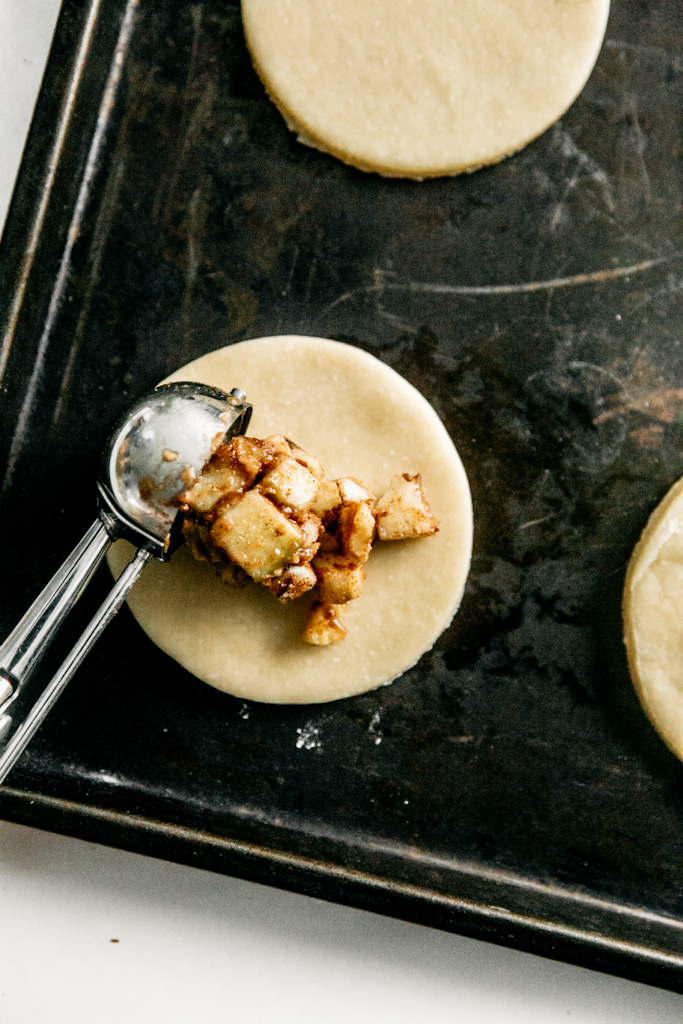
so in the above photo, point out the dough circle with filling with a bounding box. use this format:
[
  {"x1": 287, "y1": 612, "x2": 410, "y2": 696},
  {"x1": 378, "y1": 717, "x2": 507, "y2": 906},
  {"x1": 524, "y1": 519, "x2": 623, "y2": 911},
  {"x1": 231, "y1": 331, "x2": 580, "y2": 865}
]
[
  {"x1": 108, "y1": 336, "x2": 472, "y2": 703},
  {"x1": 242, "y1": 0, "x2": 611, "y2": 178},
  {"x1": 623, "y1": 476, "x2": 683, "y2": 761}
]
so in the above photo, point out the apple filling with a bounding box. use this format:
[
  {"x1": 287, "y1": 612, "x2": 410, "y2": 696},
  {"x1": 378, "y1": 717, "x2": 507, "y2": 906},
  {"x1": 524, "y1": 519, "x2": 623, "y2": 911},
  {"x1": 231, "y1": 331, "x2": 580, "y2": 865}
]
[{"x1": 180, "y1": 435, "x2": 438, "y2": 644}]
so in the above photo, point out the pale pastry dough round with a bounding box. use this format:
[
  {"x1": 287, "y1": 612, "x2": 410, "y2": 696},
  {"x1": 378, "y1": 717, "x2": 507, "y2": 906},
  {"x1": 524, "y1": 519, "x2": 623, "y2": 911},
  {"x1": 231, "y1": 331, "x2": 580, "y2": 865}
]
[
  {"x1": 108, "y1": 336, "x2": 473, "y2": 703},
  {"x1": 241, "y1": 0, "x2": 611, "y2": 178},
  {"x1": 623, "y1": 476, "x2": 683, "y2": 761}
]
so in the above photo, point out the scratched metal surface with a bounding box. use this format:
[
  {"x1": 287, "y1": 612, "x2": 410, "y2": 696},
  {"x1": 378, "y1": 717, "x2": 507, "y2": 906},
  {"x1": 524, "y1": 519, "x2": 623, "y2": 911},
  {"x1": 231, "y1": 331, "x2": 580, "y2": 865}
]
[{"x1": 0, "y1": 0, "x2": 682, "y2": 990}]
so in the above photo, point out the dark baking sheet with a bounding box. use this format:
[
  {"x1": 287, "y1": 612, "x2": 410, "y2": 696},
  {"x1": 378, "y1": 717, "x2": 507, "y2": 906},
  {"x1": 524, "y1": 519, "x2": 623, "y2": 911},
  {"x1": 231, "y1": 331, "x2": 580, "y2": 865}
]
[{"x1": 1, "y1": 0, "x2": 682, "y2": 991}]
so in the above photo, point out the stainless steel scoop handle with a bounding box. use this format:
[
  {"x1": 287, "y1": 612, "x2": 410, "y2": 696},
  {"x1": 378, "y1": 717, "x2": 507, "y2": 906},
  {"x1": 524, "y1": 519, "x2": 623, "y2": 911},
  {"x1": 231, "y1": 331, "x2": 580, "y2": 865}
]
[
  {"x1": 0, "y1": 380, "x2": 252, "y2": 784},
  {"x1": 0, "y1": 518, "x2": 113, "y2": 709},
  {"x1": 0, "y1": 546, "x2": 151, "y2": 784}
]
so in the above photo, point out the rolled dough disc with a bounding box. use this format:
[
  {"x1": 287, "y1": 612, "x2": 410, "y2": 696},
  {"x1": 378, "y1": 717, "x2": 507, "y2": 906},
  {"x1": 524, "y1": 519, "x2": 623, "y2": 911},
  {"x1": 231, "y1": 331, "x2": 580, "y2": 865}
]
[
  {"x1": 241, "y1": 0, "x2": 610, "y2": 178},
  {"x1": 108, "y1": 336, "x2": 473, "y2": 703},
  {"x1": 623, "y1": 476, "x2": 683, "y2": 760}
]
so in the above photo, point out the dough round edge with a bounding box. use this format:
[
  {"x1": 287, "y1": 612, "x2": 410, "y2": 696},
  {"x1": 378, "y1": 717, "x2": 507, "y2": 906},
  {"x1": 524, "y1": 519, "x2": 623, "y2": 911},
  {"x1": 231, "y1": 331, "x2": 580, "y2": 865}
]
[
  {"x1": 110, "y1": 336, "x2": 473, "y2": 704},
  {"x1": 242, "y1": 0, "x2": 611, "y2": 179},
  {"x1": 623, "y1": 475, "x2": 683, "y2": 759}
]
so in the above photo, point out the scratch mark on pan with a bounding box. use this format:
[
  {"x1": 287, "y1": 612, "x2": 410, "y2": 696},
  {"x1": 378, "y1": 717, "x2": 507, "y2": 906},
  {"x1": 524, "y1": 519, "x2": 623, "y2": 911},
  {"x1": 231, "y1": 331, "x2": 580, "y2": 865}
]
[
  {"x1": 302, "y1": 228, "x2": 323, "y2": 311},
  {"x1": 275, "y1": 243, "x2": 300, "y2": 333},
  {"x1": 593, "y1": 211, "x2": 661, "y2": 256},
  {"x1": 549, "y1": 161, "x2": 583, "y2": 232},
  {"x1": 375, "y1": 306, "x2": 416, "y2": 331},
  {"x1": 0, "y1": 0, "x2": 105, "y2": 383},
  {"x1": 189, "y1": 4, "x2": 204, "y2": 85},
  {"x1": 185, "y1": 184, "x2": 204, "y2": 297},
  {"x1": 548, "y1": 124, "x2": 616, "y2": 231},
  {"x1": 371, "y1": 268, "x2": 417, "y2": 331},
  {"x1": 622, "y1": 273, "x2": 683, "y2": 313},
  {"x1": 155, "y1": 9, "x2": 215, "y2": 227},
  {"x1": 284, "y1": 243, "x2": 300, "y2": 297},
  {"x1": 566, "y1": 360, "x2": 627, "y2": 392},
  {"x1": 2, "y1": 0, "x2": 140, "y2": 495},
  {"x1": 52, "y1": 156, "x2": 127, "y2": 428},
  {"x1": 604, "y1": 38, "x2": 683, "y2": 71},
  {"x1": 324, "y1": 254, "x2": 680, "y2": 311},
  {"x1": 625, "y1": 99, "x2": 652, "y2": 204},
  {"x1": 519, "y1": 513, "x2": 558, "y2": 531},
  {"x1": 156, "y1": 81, "x2": 215, "y2": 230}
]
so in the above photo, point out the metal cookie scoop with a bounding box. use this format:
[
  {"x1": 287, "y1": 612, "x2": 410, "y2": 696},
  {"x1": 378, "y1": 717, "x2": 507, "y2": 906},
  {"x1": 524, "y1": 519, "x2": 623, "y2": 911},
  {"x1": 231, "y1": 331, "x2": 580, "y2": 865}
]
[{"x1": 0, "y1": 381, "x2": 252, "y2": 782}]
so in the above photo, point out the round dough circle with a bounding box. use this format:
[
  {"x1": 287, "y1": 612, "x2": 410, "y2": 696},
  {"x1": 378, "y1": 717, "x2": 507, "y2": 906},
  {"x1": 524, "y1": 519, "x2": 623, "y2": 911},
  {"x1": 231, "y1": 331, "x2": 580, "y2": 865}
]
[
  {"x1": 108, "y1": 336, "x2": 472, "y2": 704},
  {"x1": 242, "y1": 0, "x2": 610, "y2": 178},
  {"x1": 623, "y1": 476, "x2": 683, "y2": 760}
]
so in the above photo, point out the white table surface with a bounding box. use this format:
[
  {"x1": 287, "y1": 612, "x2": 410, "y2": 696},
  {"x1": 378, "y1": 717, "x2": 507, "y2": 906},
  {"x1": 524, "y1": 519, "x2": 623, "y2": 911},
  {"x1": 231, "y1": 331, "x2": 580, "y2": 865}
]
[{"x1": 1, "y1": 4, "x2": 683, "y2": 1021}]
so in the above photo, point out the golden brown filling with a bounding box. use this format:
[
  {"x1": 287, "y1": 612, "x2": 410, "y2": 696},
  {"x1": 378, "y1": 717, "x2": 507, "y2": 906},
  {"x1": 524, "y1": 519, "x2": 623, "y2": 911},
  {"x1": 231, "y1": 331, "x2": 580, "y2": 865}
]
[{"x1": 180, "y1": 434, "x2": 438, "y2": 644}]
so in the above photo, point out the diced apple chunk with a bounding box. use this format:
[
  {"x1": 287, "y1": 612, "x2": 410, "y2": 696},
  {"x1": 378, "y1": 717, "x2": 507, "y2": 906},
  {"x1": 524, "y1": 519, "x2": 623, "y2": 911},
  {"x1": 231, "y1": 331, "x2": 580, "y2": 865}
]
[
  {"x1": 182, "y1": 454, "x2": 251, "y2": 516},
  {"x1": 210, "y1": 490, "x2": 303, "y2": 581},
  {"x1": 303, "y1": 602, "x2": 348, "y2": 645},
  {"x1": 182, "y1": 437, "x2": 268, "y2": 516},
  {"x1": 338, "y1": 501, "x2": 375, "y2": 563},
  {"x1": 262, "y1": 434, "x2": 292, "y2": 458},
  {"x1": 290, "y1": 446, "x2": 324, "y2": 481},
  {"x1": 232, "y1": 436, "x2": 271, "y2": 477},
  {"x1": 375, "y1": 473, "x2": 439, "y2": 540},
  {"x1": 313, "y1": 553, "x2": 365, "y2": 603},
  {"x1": 263, "y1": 564, "x2": 317, "y2": 601},
  {"x1": 338, "y1": 477, "x2": 376, "y2": 504},
  {"x1": 293, "y1": 512, "x2": 323, "y2": 563},
  {"x1": 259, "y1": 455, "x2": 320, "y2": 511},
  {"x1": 310, "y1": 479, "x2": 342, "y2": 518}
]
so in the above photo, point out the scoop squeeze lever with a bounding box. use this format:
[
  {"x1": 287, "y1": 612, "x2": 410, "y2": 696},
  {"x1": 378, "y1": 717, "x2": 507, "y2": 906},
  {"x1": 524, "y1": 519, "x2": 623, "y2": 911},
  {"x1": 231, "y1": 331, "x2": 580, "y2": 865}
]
[{"x1": 0, "y1": 381, "x2": 252, "y2": 783}]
